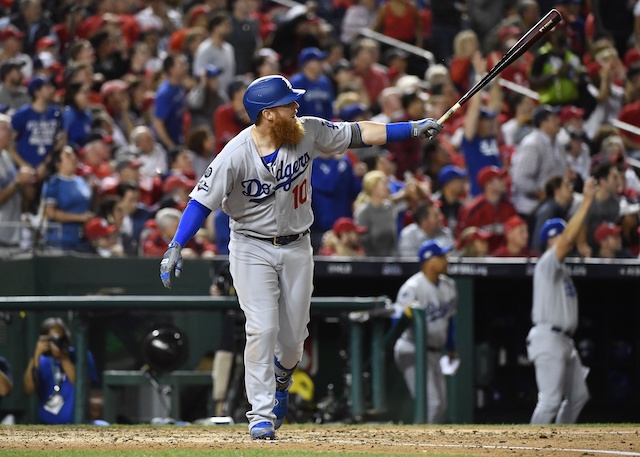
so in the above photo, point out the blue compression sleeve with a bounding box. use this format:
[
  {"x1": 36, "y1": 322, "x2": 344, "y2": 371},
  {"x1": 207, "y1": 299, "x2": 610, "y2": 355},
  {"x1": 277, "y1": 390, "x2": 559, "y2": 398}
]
[
  {"x1": 445, "y1": 317, "x2": 456, "y2": 352},
  {"x1": 385, "y1": 122, "x2": 412, "y2": 142},
  {"x1": 172, "y1": 199, "x2": 212, "y2": 247}
]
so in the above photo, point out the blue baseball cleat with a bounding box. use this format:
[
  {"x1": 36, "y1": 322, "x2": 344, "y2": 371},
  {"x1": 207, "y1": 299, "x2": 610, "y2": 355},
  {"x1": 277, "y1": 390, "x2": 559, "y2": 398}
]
[
  {"x1": 250, "y1": 421, "x2": 275, "y2": 440},
  {"x1": 273, "y1": 390, "x2": 289, "y2": 429}
]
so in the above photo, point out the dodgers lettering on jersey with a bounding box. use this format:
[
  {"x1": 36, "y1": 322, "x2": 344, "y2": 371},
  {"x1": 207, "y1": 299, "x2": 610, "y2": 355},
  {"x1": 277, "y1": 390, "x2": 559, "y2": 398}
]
[
  {"x1": 190, "y1": 117, "x2": 352, "y2": 237},
  {"x1": 395, "y1": 273, "x2": 457, "y2": 349},
  {"x1": 11, "y1": 105, "x2": 60, "y2": 167},
  {"x1": 243, "y1": 152, "x2": 312, "y2": 203}
]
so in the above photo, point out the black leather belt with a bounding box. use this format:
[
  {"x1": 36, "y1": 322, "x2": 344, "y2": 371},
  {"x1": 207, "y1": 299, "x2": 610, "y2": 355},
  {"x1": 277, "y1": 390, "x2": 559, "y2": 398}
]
[
  {"x1": 246, "y1": 229, "x2": 310, "y2": 246},
  {"x1": 551, "y1": 326, "x2": 573, "y2": 338}
]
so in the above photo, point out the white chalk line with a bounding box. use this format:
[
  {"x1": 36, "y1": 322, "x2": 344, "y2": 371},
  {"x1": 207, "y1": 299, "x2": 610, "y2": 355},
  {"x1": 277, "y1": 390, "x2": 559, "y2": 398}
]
[{"x1": 275, "y1": 437, "x2": 640, "y2": 456}]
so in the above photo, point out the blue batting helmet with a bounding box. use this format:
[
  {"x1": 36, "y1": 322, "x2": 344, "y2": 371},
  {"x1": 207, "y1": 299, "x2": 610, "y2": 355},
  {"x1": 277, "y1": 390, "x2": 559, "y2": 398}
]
[
  {"x1": 242, "y1": 75, "x2": 306, "y2": 122},
  {"x1": 417, "y1": 240, "x2": 452, "y2": 264},
  {"x1": 540, "y1": 218, "x2": 566, "y2": 244}
]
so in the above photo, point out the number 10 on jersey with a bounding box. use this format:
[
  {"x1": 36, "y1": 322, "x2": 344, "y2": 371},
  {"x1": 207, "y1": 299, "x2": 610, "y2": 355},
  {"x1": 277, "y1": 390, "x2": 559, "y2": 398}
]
[{"x1": 293, "y1": 179, "x2": 308, "y2": 209}]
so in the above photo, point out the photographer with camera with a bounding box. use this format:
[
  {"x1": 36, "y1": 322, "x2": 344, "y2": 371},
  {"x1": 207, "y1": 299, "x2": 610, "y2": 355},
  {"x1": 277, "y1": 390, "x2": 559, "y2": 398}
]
[{"x1": 23, "y1": 317, "x2": 98, "y2": 424}]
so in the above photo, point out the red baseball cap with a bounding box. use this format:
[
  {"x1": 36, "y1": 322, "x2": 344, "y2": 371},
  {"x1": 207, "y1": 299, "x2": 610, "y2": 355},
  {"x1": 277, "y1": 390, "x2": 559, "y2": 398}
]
[
  {"x1": 477, "y1": 166, "x2": 507, "y2": 189},
  {"x1": 624, "y1": 48, "x2": 640, "y2": 68},
  {"x1": 100, "y1": 79, "x2": 129, "y2": 98},
  {"x1": 458, "y1": 226, "x2": 491, "y2": 249},
  {"x1": 559, "y1": 105, "x2": 585, "y2": 123},
  {"x1": 594, "y1": 222, "x2": 621, "y2": 244},
  {"x1": 504, "y1": 215, "x2": 526, "y2": 235},
  {"x1": 498, "y1": 26, "x2": 521, "y2": 42},
  {"x1": 188, "y1": 5, "x2": 210, "y2": 24},
  {"x1": 85, "y1": 217, "x2": 117, "y2": 241},
  {"x1": 36, "y1": 36, "x2": 57, "y2": 53},
  {"x1": 0, "y1": 25, "x2": 24, "y2": 42},
  {"x1": 163, "y1": 175, "x2": 197, "y2": 194},
  {"x1": 332, "y1": 217, "x2": 367, "y2": 236}
]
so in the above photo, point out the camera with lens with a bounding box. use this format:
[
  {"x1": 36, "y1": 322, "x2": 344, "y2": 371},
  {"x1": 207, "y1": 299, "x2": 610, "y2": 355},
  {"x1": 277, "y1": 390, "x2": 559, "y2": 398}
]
[{"x1": 48, "y1": 333, "x2": 70, "y2": 352}]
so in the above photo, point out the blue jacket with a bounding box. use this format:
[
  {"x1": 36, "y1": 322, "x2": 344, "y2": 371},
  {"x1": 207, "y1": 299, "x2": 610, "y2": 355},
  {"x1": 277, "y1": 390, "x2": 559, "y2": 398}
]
[{"x1": 311, "y1": 156, "x2": 361, "y2": 231}]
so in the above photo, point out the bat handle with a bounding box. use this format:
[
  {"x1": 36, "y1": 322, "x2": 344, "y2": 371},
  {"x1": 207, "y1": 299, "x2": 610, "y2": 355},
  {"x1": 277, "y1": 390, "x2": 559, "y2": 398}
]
[{"x1": 437, "y1": 102, "x2": 461, "y2": 126}]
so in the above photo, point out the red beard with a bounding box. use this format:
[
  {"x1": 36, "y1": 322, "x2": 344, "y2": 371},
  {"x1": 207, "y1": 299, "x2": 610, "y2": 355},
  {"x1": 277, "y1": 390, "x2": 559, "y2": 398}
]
[{"x1": 271, "y1": 112, "x2": 305, "y2": 146}]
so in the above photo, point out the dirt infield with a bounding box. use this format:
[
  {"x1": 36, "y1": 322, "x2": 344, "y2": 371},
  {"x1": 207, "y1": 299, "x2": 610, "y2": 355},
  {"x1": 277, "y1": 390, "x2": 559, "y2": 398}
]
[{"x1": 1, "y1": 425, "x2": 639, "y2": 455}]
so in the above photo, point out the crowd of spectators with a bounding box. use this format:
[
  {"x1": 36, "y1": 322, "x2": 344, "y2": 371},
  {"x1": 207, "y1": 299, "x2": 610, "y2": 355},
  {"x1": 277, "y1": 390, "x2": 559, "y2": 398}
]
[{"x1": 0, "y1": 0, "x2": 639, "y2": 261}]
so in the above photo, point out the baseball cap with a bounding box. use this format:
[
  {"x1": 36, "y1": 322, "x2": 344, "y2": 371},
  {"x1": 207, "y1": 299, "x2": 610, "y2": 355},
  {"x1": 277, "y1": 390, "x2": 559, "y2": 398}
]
[
  {"x1": 0, "y1": 60, "x2": 24, "y2": 79},
  {"x1": 438, "y1": 165, "x2": 467, "y2": 186},
  {"x1": 559, "y1": 105, "x2": 585, "y2": 123},
  {"x1": 36, "y1": 36, "x2": 57, "y2": 53},
  {"x1": 540, "y1": 218, "x2": 567, "y2": 244},
  {"x1": 34, "y1": 51, "x2": 57, "y2": 70},
  {"x1": 298, "y1": 47, "x2": 327, "y2": 67},
  {"x1": 504, "y1": 215, "x2": 526, "y2": 235},
  {"x1": 458, "y1": 226, "x2": 491, "y2": 249},
  {"x1": 85, "y1": 217, "x2": 117, "y2": 241},
  {"x1": 85, "y1": 130, "x2": 113, "y2": 145},
  {"x1": 479, "y1": 107, "x2": 497, "y2": 119},
  {"x1": 100, "y1": 79, "x2": 129, "y2": 98},
  {"x1": 594, "y1": 222, "x2": 622, "y2": 244},
  {"x1": 339, "y1": 103, "x2": 368, "y2": 121},
  {"x1": 188, "y1": 4, "x2": 211, "y2": 24},
  {"x1": 332, "y1": 217, "x2": 367, "y2": 236},
  {"x1": 204, "y1": 64, "x2": 223, "y2": 78},
  {"x1": 624, "y1": 48, "x2": 640, "y2": 68},
  {"x1": 27, "y1": 75, "x2": 54, "y2": 97},
  {"x1": 532, "y1": 104, "x2": 561, "y2": 127},
  {"x1": 477, "y1": 165, "x2": 507, "y2": 189},
  {"x1": 383, "y1": 48, "x2": 409, "y2": 66},
  {"x1": 0, "y1": 26, "x2": 24, "y2": 42},
  {"x1": 417, "y1": 240, "x2": 452, "y2": 263},
  {"x1": 115, "y1": 155, "x2": 142, "y2": 173},
  {"x1": 163, "y1": 175, "x2": 197, "y2": 194},
  {"x1": 498, "y1": 25, "x2": 521, "y2": 42}
]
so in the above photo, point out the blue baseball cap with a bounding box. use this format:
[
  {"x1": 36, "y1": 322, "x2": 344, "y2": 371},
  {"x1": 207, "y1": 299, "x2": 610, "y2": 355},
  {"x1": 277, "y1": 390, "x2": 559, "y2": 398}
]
[
  {"x1": 438, "y1": 165, "x2": 467, "y2": 186},
  {"x1": 28, "y1": 75, "x2": 54, "y2": 97},
  {"x1": 540, "y1": 218, "x2": 566, "y2": 244},
  {"x1": 479, "y1": 107, "x2": 497, "y2": 119},
  {"x1": 204, "y1": 64, "x2": 223, "y2": 78},
  {"x1": 298, "y1": 47, "x2": 327, "y2": 67},
  {"x1": 339, "y1": 103, "x2": 368, "y2": 121},
  {"x1": 417, "y1": 240, "x2": 452, "y2": 263}
]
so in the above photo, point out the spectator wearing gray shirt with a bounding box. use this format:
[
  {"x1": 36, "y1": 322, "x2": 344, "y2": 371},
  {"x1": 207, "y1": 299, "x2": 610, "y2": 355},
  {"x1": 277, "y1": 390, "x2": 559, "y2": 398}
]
[
  {"x1": 398, "y1": 200, "x2": 455, "y2": 257},
  {"x1": 340, "y1": 0, "x2": 377, "y2": 44},
  {"x1": 511, "y1": 105, "x2": 567, "y2": 218},
  {"x1": 228, "y1": 0, "x2": 260, "y2": 76},
  {"x1": 530, "y1": 176, "x2": 573, "y2": 252},
  {"x1": 193, "y1": 11, "x2": 236, "y2": 94},
  {"x1": 0, "y1": 61, "x2": 30, "y2": 113}
]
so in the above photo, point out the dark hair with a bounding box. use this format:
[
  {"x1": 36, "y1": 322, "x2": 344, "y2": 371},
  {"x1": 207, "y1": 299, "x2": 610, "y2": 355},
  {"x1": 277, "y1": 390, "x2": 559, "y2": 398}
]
[
  {"x1": 67, "y1": 39, "x2": 92, "y2": 62},
  {"x1": 361, "y1": 155, "x2": 378, "y2": 172},
  {"x1": 544, "y1": 175, "x2": 564, "y2": 199},
  {"x1": 162, "y1": 52, "x2": 183, "y2": 74},
  {"x1": 64, "y1": 81, "x2": 85, "y2": 109},
  {"x1": 400, "y1": 90, "x2": 421, "y2": 110},
  {"x1": 116, "y1": 180, "x2": 139, "y2": 198},
  {"x1": 413, "y1": 200, "x2": 434, "y2": 224},
  {"x1": 167, "y1": 146, "x2": 186, "y2": 167},
  {"x1": 208, "y1": 11, "x2": 230, "y2": 32},
  {"x1": 39, "y1": 317, "x2": 71, "y2": 340},
  {"x1": 89, "y1": 30, "x2": 110, "y2": 50},
  {"x1": 187, "y1": 126, "x2": 212, "y2": 155},
  {"x1": 592, "y1": 161, "x2": 616, "y2": 182},
  {"x1": 506, "y1": 92, "x2": 526, "y2": 115}
]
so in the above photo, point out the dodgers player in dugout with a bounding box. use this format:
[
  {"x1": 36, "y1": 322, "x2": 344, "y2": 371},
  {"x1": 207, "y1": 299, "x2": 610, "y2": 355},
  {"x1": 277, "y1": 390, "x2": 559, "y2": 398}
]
[
  {"x1": 527, "y1": 176, "x2": 597, "y2": 424},
  {"x1": 159, "y1": 75, "x2": 443, "y2": 439},
  {"x1": 393, "y1": 239, "x2": 457, "y2": 424}
]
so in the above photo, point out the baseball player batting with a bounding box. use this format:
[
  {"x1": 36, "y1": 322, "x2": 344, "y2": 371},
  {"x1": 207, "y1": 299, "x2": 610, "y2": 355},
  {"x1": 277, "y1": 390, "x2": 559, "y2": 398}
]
[
  {"x1": 160, "y1": 75, "x2": 443, "y2": 439},
  {"x1": 393, "y1": 240, "x2": 457, "y2": 424},
  {"x1": 527, "y1": 176, "x2": 597, "y2": 424}
]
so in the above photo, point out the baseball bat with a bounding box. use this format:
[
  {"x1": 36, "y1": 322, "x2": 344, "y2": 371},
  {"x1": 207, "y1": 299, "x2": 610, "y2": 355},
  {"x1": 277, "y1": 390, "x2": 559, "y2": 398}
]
[{"x1": 437, "y1": 9, "x2": 563, "y2": 125}]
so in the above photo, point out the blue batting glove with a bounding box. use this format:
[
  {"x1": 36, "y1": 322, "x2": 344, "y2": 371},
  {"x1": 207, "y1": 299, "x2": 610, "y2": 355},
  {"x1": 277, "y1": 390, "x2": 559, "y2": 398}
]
[
  {"x1": 160, "y1": 241, "x2": 183, "y2": 289},
  {"x1": 410, "y1": 118, "x2": 443, "y2": 139}
]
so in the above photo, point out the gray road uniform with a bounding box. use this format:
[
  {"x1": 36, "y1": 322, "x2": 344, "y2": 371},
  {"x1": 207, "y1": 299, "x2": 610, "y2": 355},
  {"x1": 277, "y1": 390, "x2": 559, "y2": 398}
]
[
  {"x1": 526, "y1": 245, "x2": 589, "y2": 424},
  {"x1": 393, "y1": 273, "x2": 457, "y2": 424},
  {"x1": 189, "y1": 116, "x2": 353, "y2": 428}
]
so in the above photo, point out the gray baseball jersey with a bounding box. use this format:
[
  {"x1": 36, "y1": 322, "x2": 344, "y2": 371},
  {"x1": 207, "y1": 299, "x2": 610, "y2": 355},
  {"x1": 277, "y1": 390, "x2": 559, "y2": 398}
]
[
  {"x1": 395, "y1": 273, "x2": 457, "y2": 350},
  {"x1": 189, "y1": 117, "x2": 352, "y2": 236},
  {"x1": 393, "y1": 272, "x2": 457, "y2": 424},
  {"x1": 531, "y1": 245, "x2": 578, "y2": 334}
]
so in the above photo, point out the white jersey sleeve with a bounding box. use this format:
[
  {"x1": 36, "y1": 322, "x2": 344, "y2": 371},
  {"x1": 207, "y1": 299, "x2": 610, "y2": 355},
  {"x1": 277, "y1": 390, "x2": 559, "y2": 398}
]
[{"x1": 301, "y1": 117, "x2": 353, "y2": 157}]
